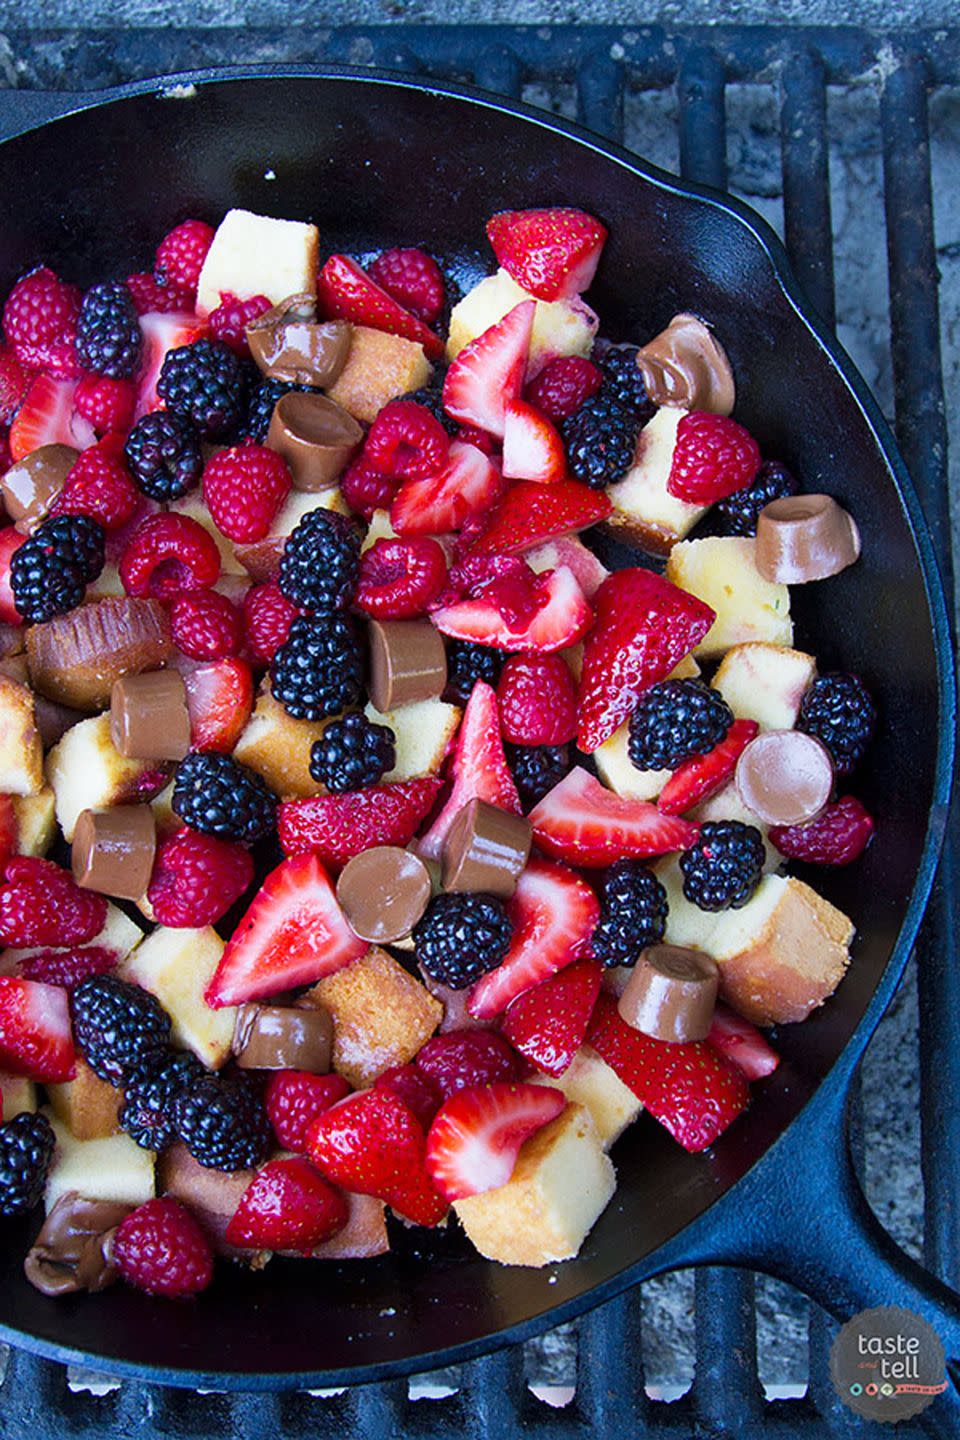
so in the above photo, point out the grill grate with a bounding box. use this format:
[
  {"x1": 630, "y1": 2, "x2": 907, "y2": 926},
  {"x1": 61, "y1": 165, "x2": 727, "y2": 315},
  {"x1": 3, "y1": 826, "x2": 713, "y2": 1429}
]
[{"x1": 0, "y1": 24, "x2": 955, "y2": 1437}]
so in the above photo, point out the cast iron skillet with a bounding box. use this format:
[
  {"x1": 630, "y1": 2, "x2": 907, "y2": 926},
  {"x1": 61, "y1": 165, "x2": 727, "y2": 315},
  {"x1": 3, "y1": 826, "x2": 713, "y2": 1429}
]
[{"x1": 0, "y1": 66, "x2": 955, "y2": 1398}]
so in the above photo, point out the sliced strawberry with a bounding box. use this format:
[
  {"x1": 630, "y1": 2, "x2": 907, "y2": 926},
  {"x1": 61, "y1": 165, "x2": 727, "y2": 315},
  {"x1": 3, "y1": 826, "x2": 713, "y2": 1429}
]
[
  {"x1": 279, "y1": 777, "x2": 443, "y2": 867},
  {"x1": 417, "y1": 681, "x2": 519, "y2": 861},
  {"x1": 426, "y1": 1081, "x2": 566, "y2": 1202},
  {"x1": 470, "y1": 478, "x2": 611, "y2": 555},
  {"x1": 587, "y1": 991, "x2": 749, "y2": 1152},
  {"x1": 204, "y1": 853, "x2": 366, "y2": 1008},
  {"x1": 0, "y1": 527, "x2": 26, "y2": 625},
  {"x1": 0, "y1": 796, "x2": 18, "y2": 875},
  {"x1": 225, "y1": 1157, "x2": 349, "y2": 1253},
  {"x1": 316, "y1": 254, "x2": 443, "y2": 360},
  {"x1": 134, "y1": 311, "x2": 207, "y2": 421},
  {"x1": 178, "y1": 656, "x2": 254, "y2": 753},
  {"x1": 442, "y1": 301, "x2": 535, "y2": 438},
  {"x1": 530, "y1": 766, "x2": 698, "y2": 868},
  {"x1": 468, "y1": 858, "x2": 599, "y2": 1020},
  {"x1": 577, "y1": 569, "x2": 716, "y2": 753},
  {"x1": 390, "y1": 441, "x2": 503, "y2": 537},
  {"x1": 0, "y1": 975, "x2": 75, "y2": 1082},
  {"x1": 487, "y1": 208, "x2": 607, "y2": 301},
  {"x1": 502, "y1": 399, "x2": 565, "y2": 484},
  {"x1": 431, "y1": 565, "x2": 592, "y2": 654},
  {"x1": 524, "y1": 535, "x2": 609, "y2": 599},
  {"x1": 706, "y1": 1004, "x2": 780, "y2": 1081},
  {"x1": 8, "y1": 376, "x2": 95, "y2": 462},
  {"x1": 657, "y1": 719, "x2": 760, "y2": 815},
  {"x1": 501, "y1": 958, "x2": 602, "y2": 1077}
]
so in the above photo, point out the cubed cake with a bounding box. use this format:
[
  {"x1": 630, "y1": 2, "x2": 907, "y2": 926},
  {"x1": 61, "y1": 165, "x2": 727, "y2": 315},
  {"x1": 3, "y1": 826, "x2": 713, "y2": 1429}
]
[
  {"x1": 12, "y1": 786, "x2": 57, "y2": 857},
  {"x1": 45, "y1": 1111, "x2": 155, "y2": 1211},
  {"x1": 0, "y1": 673, "x2": 43, "y2": 796},
  {"x1": 446, "y1": 269, "x2": 597, "y2": 373},
  {"x1": 327, "y1": 327, "x2": 432, "y2": 425},
  {"x1": 711, "y1": 641, "x2": 816, "y2": 731},
  {"x1": 666, "y1": 537, "x2": 793, "y2": 658},
  {"x1": 47, "y1": 1058, "x2": 122, "y2": 1140},
  {"x1": 46, "y1": 713, "x2": 167, "y2": 842},
  {"x1": 234, "y1": 683, "x2": 337, "y2": 797},
  {"x1": 196, "y1": 208, "x2": 319, "y2": 318},
  {"x1": 0, "y1": 1070, "x2": 36, "y2": 1120},
  {"x1": 604, "y1": 407, "x2": 707, "y2": 556},
  {"x1": 120, "y1": 925, "x2": 236, "y2": 1068},
  {"x1": 365, "y1": 697, "x2": 462, "y2": 781},
  {"x1": 536, "y1": 1046, "x2": 642, "y2": 1149}
]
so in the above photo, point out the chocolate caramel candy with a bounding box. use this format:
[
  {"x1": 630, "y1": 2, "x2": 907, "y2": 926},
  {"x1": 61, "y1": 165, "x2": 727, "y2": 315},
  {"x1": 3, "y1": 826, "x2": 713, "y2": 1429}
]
[
  {"x1": 441, "y1": 798, "x2": 532, "y2": 900},
  {"x1": 755, "y1": 493, "x2": 861, "y2": 584},
  {"x1": 2, "y1": 444, "x2": 79, "y2": 533},
  {"x1": 617, "y1": 944, "x2": 719, "y2": 1043},
  {"x1": 368, "y1": 619, "x2": 447, "y2": 711},
  {"x1": 246, "y1": 293, "x2": 352, "y2": 386},
  {"x1": 233, "y1": 1001, "x2": 333, "y2": 1072},
  {"x1": 735, "y1": 728, "x2": 834, "y2": 827},
  {"x1": 110, "y1": 669, "x2": 191, "y2": 761},
  {"x1": 336, "y1": 845, "x2": 432, "y2": 943},
  {"x1": 635, "y1": 313, "x2": 735, "y2": 415},
  {"x1": 24, "y1": 1192, "x2": 132, "y2": 1297},
  {"x1": 72, "y1": 804, "x2": 157, "y2": 902},
  {"x1": 266, "y1": 391, "x2": 363, "y2": 491}
]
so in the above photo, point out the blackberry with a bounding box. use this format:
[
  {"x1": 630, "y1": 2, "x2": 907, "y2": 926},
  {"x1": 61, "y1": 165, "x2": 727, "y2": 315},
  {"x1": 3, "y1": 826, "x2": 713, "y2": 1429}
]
[
  {"x1": 76, "y1": 281, "x2": 143, "y2": 379},
  {"x1": 0, "y1": 1112, "x2": 55, "y2": 1216},
  {"x1": 119, "y1": 1049, "x2": 205, "y2": 1151},
  {"x1": 172, "y1": 751, "x2": 277, "y2": 843},
  {"x1": 680, "y1": 820, "x2": 766, "y2": 912},
  {"x1": 414, "y1": 892, "x2": 512, "y2": 989},
  {"x1": 157, "y1": 337, "x2": 247, "y2": 439},
  {"x1": 10, "y1": 513, "x2": 105, "y2": 623},
  {"x1": 591, "y1": 860, "x2": 669, "y2": 968},
  {"x1": 799, "y1": 672, "x2": 876, "y2": 775},
  {"x1": 598, "y1": 344, "x2": 657, "y2": 422},
  {"x1": 506, "y1": 743, "x2": 570, "y2": 809},
  {"x1": 446, "y1": 639, "x2": 503, "y2": 704},
  {"x1": 71, "y1": 974, "x2": 171, "y2": 1087},
  {"x1": 562, "y1": 392, "x2": 641, "y2": 489},
  {"x1": 309, "y1": 711, "x2": 395, "y2": 792},
  {"x1": 242, "y1": 377, "x2": 312, "y2": 444},
  {"x1": 124, "y1": 410, "x2": 203, "y2": 502},
  {"x1": 399, "y1": 380, "x2": 457, "y2": 435},
  {"x1": 278, "y1": 508, "x2": 361, "y2": 613},
  {"x1": 175, "y1": 1072, "x2": 272, "y2": 1171},
  {"x1": 716, "y1": 459, "x2": 799, "y2": 537},
  {"x1": 270, "y1": 615, "x2": 363, "y2": 721},
  {"x1": 628, "y1": 679, "x2": 733, "y2": 771}
]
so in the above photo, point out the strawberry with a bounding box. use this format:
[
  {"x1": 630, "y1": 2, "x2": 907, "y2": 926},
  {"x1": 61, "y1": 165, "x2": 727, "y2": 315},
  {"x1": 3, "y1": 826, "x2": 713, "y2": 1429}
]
[
  {"x1": 666, "y1": 412, "x2": 761, "y2": 504},
  {"x1": 501, "y1": 399, "x2": 566, "y2": 484},
  {"x1": 8, "y1": 376, "x2": 96, "y2": 462},
  {"x1": 497, "y1": 652, "x2": 578, "y2": 745},
  {"x1": 431, "y1": 565, "x2": 592, "y2": 654},
  {"x1": 0, "y1": 976, "x2": 75, "y2": 1082},
  {"x1": 657, "y1": 718, "x2": 760, "y2": 815},
  {"x1": 426, "y1": 1082, "x2": 566, "y2": 1200},
  {"x1": 374, "y1": 1064, "x2": 443, "y2": 1128},
  {"x1": 501, "y1": 958, "x2": 602, "y2": 1077},
  {"x1": 0, "y1": 527, "x2": 26, "y2": 625},
  {"x1": 486, "y1": 208, "x2": 607, "y2": 301},
  {"x1": 706, "y1": 1004, "x2": 780, "y2": 1081},
  {"x1": 134, "y1": 311, "x2": 207, "y2": 421},
  {"x1": 265, "y1": 1069, "x2": 352, "y2": 1152},
  {"x1": 529, "y1": 766, "x2": 698, "y2": 868},
  {"x1": 467, "y1": 858, "x2": 599, "y2": 1020},
  {"x1": 390, "y1": 440, "x2": 503, "y2": 537},
  {"x1": 415, "y1": 1028, "x2": 523, "y2": 1101},
  {"x1": 179, "y1": 656, "x2": 254, "y2": 752},
  {"x1": 417, "y1": 681, "x2": 519, "y2": 861},
  {"x1": 442, "y1": 301, "x2": 535, "y2": 438},
  {"x1": 524, "y1": 535, "x2": 609, "y2": 599},
  {"x1": 204, "y1": 853, "x2": 367, "y2": 1008},
  {"x1": 769, "y1": 795, "x2": 875, "y2": 866},
  {"x1": 469, "y1": 477, "x2": 611, "y2": 555},
  {"x1": 577, "y1": 569, "x2": 716, "y2": 753},
  {"x1": 587, "y1": 991, "x2": 749, "y2": 1152},
  {"x1": 225, "y1": 1157, "x2": 349, "y2": 1253},
  {"x1": 316, "y1": 254, "x2": 443, "y2": 359},
  {"x1": 279, "y1": 777, "x2": 443, "y2": 867},
  {"x1": 0, "y1": 796, "x2": 17, "y2": 876}
]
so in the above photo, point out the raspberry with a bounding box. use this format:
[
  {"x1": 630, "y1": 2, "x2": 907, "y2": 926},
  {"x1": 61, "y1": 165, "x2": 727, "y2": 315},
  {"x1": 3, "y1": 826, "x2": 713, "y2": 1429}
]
[
  {"x1": 368, "y1": 248, "x2": 445, "y2": 326},
  {"x1": 667, "y1": 412, "x2": 761, "y2": 504},
  {"x1": 0, "y1": 347, "x2": 28, "y2": 422},
  {"x1": 202, "y1": 443, "x2": 291, "y2": 544},
  {"x1": 2, "y1": 267, "x2": 81, "y2": 377},
  {"x1": 355, "y1": 536, "x2": 447, "y2": 619},
  {"x1": 49, "y1": 443, "x2": 139, "y2": 532},
  {"x1": 525, "y1": 356, "x2": 602, "y2": 422},
  {"x1": 0, "y1": 857, "x2": 107, "y2": 948},
  {"x1": 113, "y1": 1197, "x2": 213, "y2": 1298},
  {"x1": 374, "y1": 1064, "x2": 442, "y2": 1128},
  {"x1": 120, "y1": 512, "x2": 221, "y2": 600},
  {"x1": 415, "y1": 1028, "x2": 523, "y2": 1102},
  {"x1": 242, "y1": 581, "x2": 298, "y2": 665},
  {"x1": 154, "y1": 220, "x2": 215, "y2": 295},
  {"x1": 770, "y1": 795, "x2": 875, "y2": 866},
  {"x1": 170, "y1": 589, "x2": 243, "y2": 661},
  {"x1": 125, "y1": 271, "x2": 192, "y2": 316},
  {"x1": 208, "y1": 292, "x2": 271, "y2": 355},
  {"x1": 497, "y1": 652, "x2": 578, "y2": 746},
  {"x1": 73, "y1": 374, "x2": 136, "y2": 435},
  {"x1": 225, "y1": 1156, "x2": 349, "y2": 1253},
  {"x1": 0, "y1": 429, "x2": 10, "y2": 473},
  {"x1": 363, "y1": 400, "x2": 450, "y2": 481},
  {"x1": 339, "y1": 454, "x2": 396, "y2": 519},
  {"x1": 147, "y1": 827, "x2": 254, "y2": 927},
  {"x1": 265, "y1": 1070, "x2": 352, "y2": 1152},
  {"x1": 18, "y1": 946, "x2": 117, "y2": 988},
  {"x1": 455, "y1": 424, "x2": 496, "y2": 455}
]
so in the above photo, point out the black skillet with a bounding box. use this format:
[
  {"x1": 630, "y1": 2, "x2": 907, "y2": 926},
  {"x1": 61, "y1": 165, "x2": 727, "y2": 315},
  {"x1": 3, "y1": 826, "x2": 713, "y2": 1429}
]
[{"x1": 0, "y1": 67, "x2": 955, "y2": 1403}]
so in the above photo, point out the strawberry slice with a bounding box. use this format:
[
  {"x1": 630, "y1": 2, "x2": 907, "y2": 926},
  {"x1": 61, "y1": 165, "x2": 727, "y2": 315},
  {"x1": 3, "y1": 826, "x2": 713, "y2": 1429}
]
[
  {"x1": 417, "y1": 681, "x2": 519, "y2": 861},
  {"x1": 316, "y1": 255, "x2": 443, "y2": 360},
  {"x1": 279, "y1": 777, "x2": 443, "y2": 867},
  {"x1": 0, "y1": 976, "x2": 75, "y2": 1082},
  {"x1": 134, "y1": 311, "x2": 207, "y2": 421},
  {"x1": 204, "y1": 853, "x2": 366, "y2": 1008},
  {"x1": 0, "y1": 527, "x2": 26, "y2": 625},
  {"x1": 390, "y1": 440, "x2": 503, "y2": 536},
  {"x1": 502, "y1": 399, "x2": 566, "y2": 484},
  {"x1": 487, "y1": 208, "x2": 607, "y2": 301},
  {"x1": 706, "y1": 1004, "x2": 780, "y2": 1081},
  {"x1": 442, "y1": 301, "x2": 535, "y2": 438},
  {"x1": 425, "y1": 1081, "x2": 566, "y2": 1200},
  {"x1": 468, "y1": 857, "x2": 599, "y2": 1020},
  {"x1": 524, "y1": 535, "x2": 609, "y2": 599},
  {"x1": 657, "y1": 718, "x2": 760, "y2": 815},
  {"x1": 501, "y1": 958, "x2": 602, "y2": 1077},
  {"x1": 431, "y1": 564, "x2": 592, "y2": 654},
  {"x1": 9, "y1": 376, "x2": 96, "y2": 462},
  {"x1": 470, "y1": 478, "x2": 611, "y2": 555},
  {"x1": 577, "y1": 569, "x2": 716, "y2": 753},
  {"x1": 529, "y1": 766, "x2": 699, "y2": 867},
  {"x1": 178, "y1": 656, "x2": 254, "y2": 753},
  {"x1": 587, "y1": 991, "x2": 749, "y2": 1152},
  {"x1": 225, "y1": 1157, "x2": 349, "y2": 1253}
]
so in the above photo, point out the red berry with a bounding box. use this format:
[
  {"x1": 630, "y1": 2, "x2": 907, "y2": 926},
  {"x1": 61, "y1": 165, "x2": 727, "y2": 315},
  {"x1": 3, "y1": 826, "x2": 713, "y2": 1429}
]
[
  {"x1": 667, "y1": 412, "x2": 761, "y2": 504},
  {"x1": 49, "y1": 443, "x2": 139, "y2": 531},
  {"x1": 364, "y1": 400, "x2": 450, "y2": 482},
  {"x1": 0, "y1": 347, "x2": 28, "y2": 423},
  {"x1": 18, "y1": 946, "x2": 117, "y2": 988},
  {"x1": 375, "y1": 1064, "x2": 443, "y2": 1128},
  {"x1": 226, "y1": 1156, "x2": 349, "y2": 1253},
  {"x1": 339, "y1": 454, "x2": 396, "y2": 519},
  {"x1": 770, "y1": 795, "x2": 875, "y2": 866},
  {"x1": 497, "y1": 652, "x2": 578, "y2": 745},
  {"x1": 170, "y1": 589, "x2": 243, "y2": 661},
  {"x1": 0, "y1": 429, "x2": 11, "y2": 475},
  {"x1": 277, "y1": 778, "x2": 443, "y2": 868},
  {"x1": 73, "y1": 374, "x2": 136, "y2": 435},
  {"x1": 208, "y1": 292, "x2": 271, "y2": 356},
  {"x1": 147, "y1": 828, "x2": 254, "y2": 927},
  {"x1": 524, "y1": 356, "x2": 602, "y2": 423},
  {"x1": 265, "y1": 1069, "x2": 352, "y2": 1152},
  {"x1": 455, "y1": 424, "x2": 496, "y2": 455},
  {"x1": 154, "y1": 220, "x2": 215, "y2": 296},
  {"x1": 368, "y1": 248, "x2": 445, "y2": 326},
  {"x1": 242, "y1": 582, "x2": 298, "y2": 665},
  {"x1": 113, "y1": 1197, "x2": 214, "y2": 1298},
  {"x1": 3, "y1": 267, "x2": 81, "y2": 377},
  {"x1": 415, "y1": 1029, "x2": 523, "y2": 1102},
  {"x1": 202, "y1": 444, "x2": 291, "y2": 544},
  {"x1": 120, "y1": 512, "x2": 221, "y2": 600},
  {"x1": 125, "y1": 271, "x2": 193, "y2": 316},
  {"x1": 355, "y1": 536, "x2": 448, "y2": 619},
  {"x1": 0, "y1": 857, "x2": 107, "y2": 949}
]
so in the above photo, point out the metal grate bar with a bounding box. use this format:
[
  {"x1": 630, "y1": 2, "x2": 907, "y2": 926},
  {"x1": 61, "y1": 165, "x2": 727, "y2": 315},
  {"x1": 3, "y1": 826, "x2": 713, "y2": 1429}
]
[
  {"x1": 471, "y1": 45, "x2": 522, "y2": 99},
  {"x1": 693, "y1": 1269, "x2": 765, "y2": 1425},
  {"x1": 575, "y1": 50, "x2": 625, "y2": 142},
  {"x1": 459, "y1": 1346, "x2": 528, "y2": 1438},
  {"x1": 676, "y1": 47, "x2": 728, "y2": 190},
  {"x1": 779, "y1": 49, "x2": 836, "y2": 329},
  {"x1": 574, "y1": 1289, "x2": 649, "y2": 1431}
]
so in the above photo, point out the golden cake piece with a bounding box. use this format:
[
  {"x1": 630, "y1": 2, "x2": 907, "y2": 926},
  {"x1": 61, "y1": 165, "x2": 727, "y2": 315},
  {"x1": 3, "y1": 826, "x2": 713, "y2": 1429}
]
[
  {"x1": 159, "y1": 1143, "x2": 269, "y2": 1266},
  {"x1": 120, "y1": 926, "x2": 236, "y2": 1068},
  {"x1": 666, "y1": 537, "x2": 793, "y2": 658},
  {"x1": 0, "y1": 1069, "x2": 36, "y2": 1120},
  {"x1": 327, "y1": 326, "x2": 432, "y2": 425},
  {"x1": 711, "y1": 641, "x2": 816, "y2": 731},
  {"x1": 604, "y1": 407, "x2": 707, "y2": 556},
  {"x1": 46, "y1": 713, "x2": 168, "y2": 842},
  {"x1": 0, "y1": 673, "x2": 43, "y2": 796},
  {"x1": 47, "y1": 1058, "x2": 122, "y2": 1141},
  {"x1": 44, "y1": 1110, "x2": 155, "y2": 1212},
  {"x1": 309, "y1": 1192, "x2": 389, "y2": 1259},
  {"x1": 12, "y1": 786, "x2": 56, "y2": 857},
  {"x1": 365, "y1": 697, "x2": 461, "y2": 781},
  {"x1": 536, "y1": 1046, "x2": 642, "y2": 1149},
  {"x1": 446, "y1": 269, "x2": 597, "y2": 371},
  {"x1": 234, "y1": 682, "x2": 336, "y2": 797},
  {"x1": 196, "y1": 208, "x2": 320, "y2": 318}
]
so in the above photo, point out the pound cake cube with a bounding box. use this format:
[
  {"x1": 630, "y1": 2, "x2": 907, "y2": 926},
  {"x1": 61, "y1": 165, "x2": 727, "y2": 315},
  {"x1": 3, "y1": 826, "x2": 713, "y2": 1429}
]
[
  {"x1": 365, "y1": 697, "x2": 462, "y2": 781},
  {"x1": 46, "y1": 713, "x2": 167, "y2": 842},
  {"x1": 45, "y1": 1110, "x2": 155, "y2": 1211},
  {"x1": 666, "y1": 537, "x2": 793, "y2": 658},
  {"x1": 309, "y1": 1192, "x2": 389, "y2": 1259},
  {"x1": 1, "y1": 899, "x2": 144, "y2": 974},
  {"x1": 12, "y1": 786, "x2": 56, "y2": 857},
  {"x1": 536, "y1": 1046, "x2": 642, "y2": 1149},
  {"x1": 711, "y1": 641, "x2": 816, "y2": 731},
  {"x1": 47, "y1": 1057, "x2": 121, "y2": 1140},
  {"x1": 454, "y1": 1103, "x2": 615, "y2": 1266},
  {"x1": 0, "y1": 674, "x2": 43, "y2": 797},
  {"x1": 196, "y1": 207, "x2": 319, "y2": 318},
  {"x1": 234, "y1": 683, "x2": 336, "y2": 798},
  {"x1": 327, "y1": 326, "x2": 432, "y2": 425},
  {"x1": 446, "y1": 269, "x2": 597, "y2": 372},
  {"x1": 0, "y1": 1070, "x2": 36, "y2": 1120},
  {"x1": 120, "y1": 926, "x2": 236, "y2": 1068},
  {"x1": 604, "y1": 407, "x2": 707, "y2": 556}
]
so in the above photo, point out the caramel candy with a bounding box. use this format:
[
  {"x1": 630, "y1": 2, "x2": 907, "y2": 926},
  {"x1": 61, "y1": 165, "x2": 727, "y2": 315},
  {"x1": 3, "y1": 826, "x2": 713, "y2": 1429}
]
[
  {"x1": 618, "y1": 945, "x2": 719, "y2": 1043},
  {"x1": 755, "y1": 494, "x2": 861, "y2": 584},
  {"x1": 110, "y1": 669, "x2": 191, "y2": 761},
  {"x1": 233, "y1": 1002, "x2": 333, "y2": 1072},
  {"x1": 266, "y1": 391, "x2": 363, "y2": 491},
  {"x1": 336, "y1": 846, "x2": 432, "y2": 943},
  {"x1": 735, "y1": 729, "x2": 834, "y2": 827},
  {"x1": 24, "y1": 1191, "x2": 131, "y2": 1297},
  {"x1": 635, "y1": 313, "x2": 735, "y2": 415},
  {"x1": 368, "y1": 619, "x2": 447, "y2": 711},
  {"x1": 72, "y1": 804, "x2": 157, "y2": 901},
  {"x1": 441, "y1": 798, "x2": 532, "y2": 900},
  {"x1": 2, "y1": 444, "x2": 78, "y2": 533},
  {"x1": 246, "y1": 294, "x2": 352, "y2": 386}
]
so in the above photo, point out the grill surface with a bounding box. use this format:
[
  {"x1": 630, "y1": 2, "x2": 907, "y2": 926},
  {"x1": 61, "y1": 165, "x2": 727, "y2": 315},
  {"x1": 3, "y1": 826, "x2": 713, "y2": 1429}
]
[{"x1": 0, "y1": 23, "x2": 955, "y2": 1438}]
